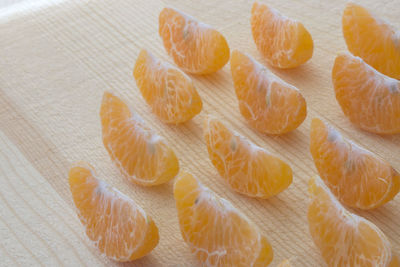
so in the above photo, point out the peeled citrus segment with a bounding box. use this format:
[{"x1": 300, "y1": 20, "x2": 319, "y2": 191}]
[
  {"x1": 308, "y1": 176, "x2": 398, "y2": 267},
  {"x1": 68, "y1": 163, "x2": 159, "y2": 261},
  {"x1": 174, "y1": 171, "x2": 273, "y2": 266},
  {"x1": 332, "y1": 53, "x2": 400, "y2": 134},
  {"x1": 342, "y1": 3, "x2": 400, "y2": 79},
  {"x1": 203, "y1": 116, "x2": 292, "y2": 198},
  {"x1": 230, "y1": 50, "x2": 307, "y2": 134},
  {"x1": 251, "y1": 2, "x2": 313, "y2": 69},
  {"x1": 159, "y1": 7, "x2": 230, "y2": 74},
  {"x1": 310, "y1": 118, "x2": 400, "y2": 210},
  {"x1": 100, "y1": 91, "x2": 179, "y2": 186},
  {"x1": 133, "y1": 49, "x2": 203, "y2": 124}
]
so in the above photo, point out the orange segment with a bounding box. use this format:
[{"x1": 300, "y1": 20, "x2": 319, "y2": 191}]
[
  {"x1": 100, "y1": 92, "x2": 179, "y2": 186},
  {"x1": 332, "y1": 53, "x2": 400, "y2": 134},
  {"x1": 68, "y1": 163, "x2": 159, "y2": 261},
  {"x1": 133, "y1": 49, "x2": 202, "y2": 124},
  {"x1": 203, "y1": 116, "x2": 292, "y2": 198},
  {"x1": 230, "y1": 50, "x2": 307, "y2": 134},
  {"x1": 310, "y1": 118, "x2": 400, "y2": 209},
  {"x1": 342, "y1": 3, "x2": 400, "y2": 79},
  {"x1": 308, "y1": 176, "x2": 398, "y2": 266},
  {"x1": 251, "y1": 2, "x2": 313, "y2": 68},
  {"x1": 174, "y1": 171, "x2": 273, "y2": 266},
  {"x1": 159, "y1": 7, "x2": 230, "y2": 74}
]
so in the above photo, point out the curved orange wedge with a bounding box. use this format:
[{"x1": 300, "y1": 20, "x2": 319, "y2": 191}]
[
  {"x1": 204, "y1": 116, "x2": 292, "y2": 198},
  {"x1": 230, "y1": 50, "x2": 307, "y2": 134},
  {"x1": 159, "y1": 7, "x2": 230, "y2": 74},
  {"x1": 174, "y1": 171, "x2": 273, "y2": 266},
  {"x1": 251, "y1": 2, "x2": 313, "y2": 68},
  {"x1": 308, "y1": 176, "x2": 398, "y2": 266},
  {"x1": 69, "y1": 163, "x2": 159, "y2": 261},
  {"x1": 332, "y1": 53, "x2": 400, "y2": 134},
  {"x1": 343, "y1": 3, "x2": 400, "y2": 79},
  {"x1": 100, "y1": 91, "x2": 179, "y2": 186},
  {"x1": 310, "y1": 118, "x2": 400, "y2": 209},
  {"x1": 133, "y1": 49, "x2": 202, "y2": 124}
]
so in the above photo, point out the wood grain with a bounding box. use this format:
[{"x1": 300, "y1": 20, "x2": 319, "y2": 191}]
[{"x1": 0, "y1": 0, "x2": 399, "y2": 266}]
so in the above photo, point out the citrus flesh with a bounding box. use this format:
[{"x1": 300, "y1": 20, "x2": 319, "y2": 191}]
[
  {"x1": 308, "y1": 176, "x2": 398, "y2": 267},
  {"x1": 133, "y1": 49, "x2": 202, "y2": 124},
  {"x1": 251, "y1": 2, "x2": 313, "y2": 68},
  {"x1": 343, "y1": 3, "x2": 400, "y2": 79},
  {"x1": 69, "y1": 163, "x2": 159, "y2": 261},
  {"x1": 230, "y1": 50, "x2": 307, "y2": 134},
  {"x1": 310, "y1": 118, "x2": 400, "y2": 209},
  {"x1": 174, "y1": 171, "x2": 273, "y2": 266},
  {"x1": 204, "y1": 116, "x2": 292, "y2": 198},
  {"x1": 100, "y1": 91, "x2": 179, "y2": 186},
  {"x1": 159, "y1": 7, "x2": 230, "y2": 74},
  {"x1": 332, "y1": 53, "x2": 400, "y2": 134}
]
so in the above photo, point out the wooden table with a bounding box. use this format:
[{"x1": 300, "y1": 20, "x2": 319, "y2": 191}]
[{"x1": 1, "y1": 0, "x2": 399, "y2": 266}]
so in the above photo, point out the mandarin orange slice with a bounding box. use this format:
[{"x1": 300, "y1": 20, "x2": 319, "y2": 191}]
[
  {"x1": 332, "y1": 53, "x2": 400, "y2": 134},
  {"x1": 133, "y1": 49, "x2": 202, "y2": 124},
  {"x1": 69, "y1": 163, "x2": 159, "y2": 261},
  {"x1": 174, "y1": 171, "x2": 273, "y2": 266},
  {"x1": 100, "y1": 92, "x2": 179, "y2": 186},
  {"x1": 343, "y1": 3, "x2": 400, "y2": 79},
  {"x1": 251, "y1": 2, "x2": 313, "y2": 69},
  {"x1": 159, "y1": 7, "x2": 230, "y2": 74},
  {"x1": 310, "y1": 118, "x2": 400, "y2": 210},
  {"x1": 308, "y1": 176, "x2": 399, "y2": 266},
  {"x1": 203, "y1": 116, "x2": 292, "y2": 198},
  {"x1": 230, "y1": 50, "x2": 307, "y2": 134}
]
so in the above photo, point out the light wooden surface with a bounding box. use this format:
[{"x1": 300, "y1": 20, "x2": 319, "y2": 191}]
[{"x1": 0, "y1": 0, "x2": 399, "y2": 266}]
